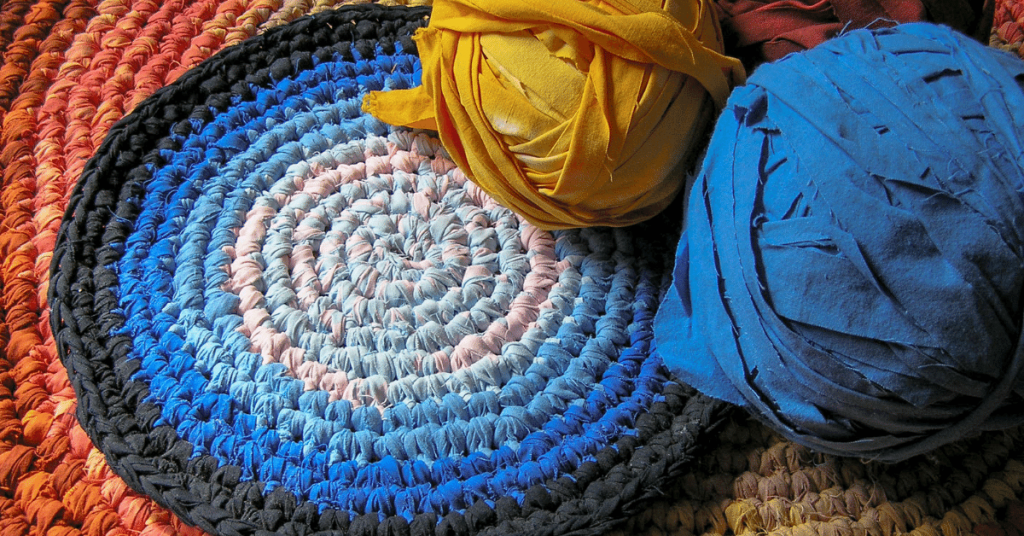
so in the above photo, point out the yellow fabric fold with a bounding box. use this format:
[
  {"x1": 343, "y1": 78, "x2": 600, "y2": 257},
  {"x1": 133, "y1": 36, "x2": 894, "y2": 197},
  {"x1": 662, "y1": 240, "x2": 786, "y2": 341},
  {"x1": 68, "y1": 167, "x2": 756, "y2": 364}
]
[{"x1": 362, "y1": 0, "x2": 745, "y2": 229}]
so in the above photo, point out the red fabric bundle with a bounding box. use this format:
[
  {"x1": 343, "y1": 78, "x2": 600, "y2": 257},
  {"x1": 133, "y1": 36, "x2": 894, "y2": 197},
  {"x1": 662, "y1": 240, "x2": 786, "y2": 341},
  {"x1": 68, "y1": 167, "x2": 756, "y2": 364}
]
[
  {"x1": 995, "y1": 0, "x2": 1024, "y2": 56},
  {"x1": 714, "y1": 0, "x2": 995, "y2": 68}
]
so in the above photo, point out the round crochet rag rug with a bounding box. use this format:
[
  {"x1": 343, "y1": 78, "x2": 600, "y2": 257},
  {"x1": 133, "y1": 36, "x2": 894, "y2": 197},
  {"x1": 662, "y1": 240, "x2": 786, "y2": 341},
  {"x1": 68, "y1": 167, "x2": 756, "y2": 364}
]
[{"x1": 47, "y1": 4, "x2": 726, "y2": 535}]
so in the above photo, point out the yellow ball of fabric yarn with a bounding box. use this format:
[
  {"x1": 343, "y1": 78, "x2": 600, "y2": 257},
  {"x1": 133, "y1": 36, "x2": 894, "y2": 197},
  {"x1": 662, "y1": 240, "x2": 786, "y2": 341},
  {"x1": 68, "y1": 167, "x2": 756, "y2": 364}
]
[{"x1": 363, "y1": 0, "x2": 745, "y2": 230}]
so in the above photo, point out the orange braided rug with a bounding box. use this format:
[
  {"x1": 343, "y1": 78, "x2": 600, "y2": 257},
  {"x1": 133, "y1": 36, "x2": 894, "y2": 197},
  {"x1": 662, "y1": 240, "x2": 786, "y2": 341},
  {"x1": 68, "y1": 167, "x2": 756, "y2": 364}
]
[{"x1": 2, "y1": 2, "x2": 1024, "y2": 536}]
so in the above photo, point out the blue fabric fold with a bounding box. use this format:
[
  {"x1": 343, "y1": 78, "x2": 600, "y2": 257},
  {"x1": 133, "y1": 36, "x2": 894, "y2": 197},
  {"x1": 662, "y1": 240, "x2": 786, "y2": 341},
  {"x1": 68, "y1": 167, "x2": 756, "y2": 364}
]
[{"x1": 655, "y1": 23, "x2": 1024, "y2": 462}]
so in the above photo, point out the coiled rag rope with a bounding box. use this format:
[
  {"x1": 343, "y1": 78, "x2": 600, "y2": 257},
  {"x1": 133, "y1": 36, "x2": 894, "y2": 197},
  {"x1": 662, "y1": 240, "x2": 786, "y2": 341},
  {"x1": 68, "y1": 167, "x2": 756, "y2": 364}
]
[{"x1": 656, "y1": 23, "x2": 1024, "y2": 463}]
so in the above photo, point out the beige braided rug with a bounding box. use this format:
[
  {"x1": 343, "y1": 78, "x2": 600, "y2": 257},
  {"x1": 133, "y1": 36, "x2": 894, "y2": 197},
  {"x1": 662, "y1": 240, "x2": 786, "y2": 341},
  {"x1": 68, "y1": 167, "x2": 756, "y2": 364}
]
[{"x1": 613, "y1": 413, "x2": 1024, "y2": 536}]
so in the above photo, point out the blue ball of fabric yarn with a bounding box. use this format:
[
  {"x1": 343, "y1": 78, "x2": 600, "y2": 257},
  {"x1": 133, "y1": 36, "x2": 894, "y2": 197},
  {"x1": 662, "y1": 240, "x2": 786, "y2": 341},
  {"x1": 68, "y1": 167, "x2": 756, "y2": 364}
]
[{"x1": 654, "y1": 22, "x2": 1024, "y2": 462}]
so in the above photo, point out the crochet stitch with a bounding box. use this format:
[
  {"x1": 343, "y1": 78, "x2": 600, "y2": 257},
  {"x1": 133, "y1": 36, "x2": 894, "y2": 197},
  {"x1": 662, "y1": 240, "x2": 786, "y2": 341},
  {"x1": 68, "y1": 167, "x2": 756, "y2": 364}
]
[{"x1": 48, "y1": 5, "x2": 727, "y2": 535}]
